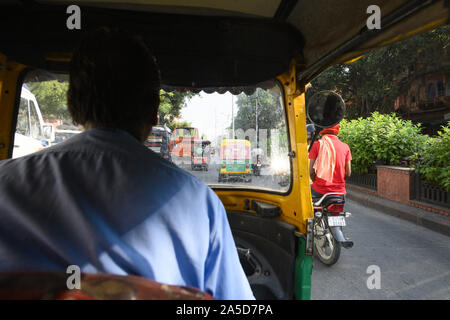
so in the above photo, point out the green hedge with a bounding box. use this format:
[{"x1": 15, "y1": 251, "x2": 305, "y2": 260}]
[
  {"x1": 413, "y1": 123, "x2": 450, "y2": 191},
  {"x1": 338, "y1": 112, "x2": 428, "y2": 174}
]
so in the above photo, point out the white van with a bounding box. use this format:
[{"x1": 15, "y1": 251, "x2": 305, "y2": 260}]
[{"x1": 12, "y1": 85, "x2": 53, "y2": 158}]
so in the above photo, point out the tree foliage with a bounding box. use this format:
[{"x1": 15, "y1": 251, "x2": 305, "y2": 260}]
[
  {"x1": 159, "y1": 90, "x2": 195, "y2": 128},
  {"x1": 308, "y1": 24, "x2": 450, "y2": 119},
  {"x1": 27, "y1": 81, "x2": 194, "y2": 127},
  {"x1": 166, "y1": 120, "x2": 192, "y2": 131},
  {"x1": 231, "y1": 88, "x2": 288, "y2": 156},
  {"x1": 413, "y1": 122, "x2": 450, "y2": 191},
  {"x1": 339, "y1": 112, "x2": 428, "y2": 174},
  {"x1": 233, "y1": 88, "x2": 284, "y2": 132},
  {"x1": 27, "y1": 81, "x2": 70, "y2": 120}
]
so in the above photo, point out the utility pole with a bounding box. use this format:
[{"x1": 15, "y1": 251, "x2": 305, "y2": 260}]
[
  {"x1": 214, "y1": 99, "x2": 216, "y2": 143},
  {"x1": 231, "y1": 94, "x2": 235, "y2": 139},
  {"x1": 255, "y1": 89, "x2": 259, "y2": 148}
]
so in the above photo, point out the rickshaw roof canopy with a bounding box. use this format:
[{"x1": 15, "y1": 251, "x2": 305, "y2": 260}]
[{"x1": 0, "y1": 0, "x2": 447, "y2": 89}]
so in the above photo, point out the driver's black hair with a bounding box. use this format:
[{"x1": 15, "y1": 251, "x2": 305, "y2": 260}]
[{"x1": 67, "y1": 27, "x2": 161, "y2": 138}]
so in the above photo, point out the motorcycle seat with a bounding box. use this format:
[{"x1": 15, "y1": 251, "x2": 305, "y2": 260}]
[{"x1": 313, "y1": 192, "x2": 345, "y2": 207}]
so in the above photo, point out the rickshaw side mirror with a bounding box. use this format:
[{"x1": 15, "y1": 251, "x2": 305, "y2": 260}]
[{"x1": 306, "y1": 91, "x2": 345, "y2": 128}]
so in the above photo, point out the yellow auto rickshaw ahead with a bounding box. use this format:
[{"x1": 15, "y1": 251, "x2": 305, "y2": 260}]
[{"x1": 218, "y1": 139, "x2": 252, "y2": 183}]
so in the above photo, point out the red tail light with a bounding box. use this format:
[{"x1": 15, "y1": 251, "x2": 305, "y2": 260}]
[{"x1": 326, "y1": 204, "x2": 344, "y2": 214}]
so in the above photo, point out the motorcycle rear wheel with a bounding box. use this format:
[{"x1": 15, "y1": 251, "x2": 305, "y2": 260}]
[{"x1": 314, "y1": 225, "x2": 341, "y2": 266}]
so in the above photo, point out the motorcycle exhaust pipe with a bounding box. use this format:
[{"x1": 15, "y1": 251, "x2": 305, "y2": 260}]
[
  {"x1": 330, "y1": 226, "x2": 354, "y2": 249},
  {"x1": 341, "y1": 240, "x2": 354, "y2": 249}
]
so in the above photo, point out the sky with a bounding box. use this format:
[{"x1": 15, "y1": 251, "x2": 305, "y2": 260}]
[{"x1": 180, "y1": 91, "x2": 237, "y2": 146}]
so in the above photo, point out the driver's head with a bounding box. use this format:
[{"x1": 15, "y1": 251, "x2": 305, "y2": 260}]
[{"x1": 67, "y1": 27, "x2": 161, "y2": 142}]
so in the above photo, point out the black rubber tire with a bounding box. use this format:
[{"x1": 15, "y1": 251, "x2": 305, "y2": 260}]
[{"x1": 314, "y1": 227, "x2": 341, "y2": 266}]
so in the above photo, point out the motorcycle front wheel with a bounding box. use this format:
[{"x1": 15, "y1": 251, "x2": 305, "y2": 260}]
[{"x1": 314, "y1": 220, "x2": 341, "y2": 266}]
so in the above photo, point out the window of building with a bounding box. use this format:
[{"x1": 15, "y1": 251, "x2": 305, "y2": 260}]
[
  {"x1": 419, "y1": 86, "x2": 425, "y2": 100},
  {"x1": 427, "y1": 83, "x2": 436, "y2": 100},
  {"x1": 437, "y1": 80, "x2": 444, "y2": 97}
]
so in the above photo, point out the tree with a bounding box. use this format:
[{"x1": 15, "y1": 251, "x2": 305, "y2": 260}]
[
  {"x1": 27, "y1": 81, "x2": 70, "y2": 120},
  {"x1": 233, "y1": 88, "x2": 284, "y2": 132},
  {"x1": 308, "y1": 24, "x2": 450, "y2": 119},
  {"x1": 232, "y1": 88, "x2": 287, "y2": 156},
  {"x1": 159, "y1": 90, "x2": 195, "y2": 127},
  {"x1": 166, "y1": 120, "x2": 191, "y2": 131},
  {"x1": 27, "y1": 81, "x2": 195, "y2": 128}
]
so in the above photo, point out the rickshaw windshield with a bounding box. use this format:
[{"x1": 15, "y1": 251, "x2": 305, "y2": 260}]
[
  {"x1": 13, "y1": 78, "x2": 291, "y2": 192},
  {"x1": 177, "y1": 80, "x2": 291, "y2": 192}
]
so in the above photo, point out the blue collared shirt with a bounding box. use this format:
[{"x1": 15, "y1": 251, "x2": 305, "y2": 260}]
[{"x1": 0, "y1": 128, "x2": 254, "y2": 300}]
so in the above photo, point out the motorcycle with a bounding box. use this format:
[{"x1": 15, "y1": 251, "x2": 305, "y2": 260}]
[
  {"x1": 253, "y1": 156, "x2": 262, "y2": 176},
  {"x1": 312, "y1": 192, "x2": 353, "y2": 266}
]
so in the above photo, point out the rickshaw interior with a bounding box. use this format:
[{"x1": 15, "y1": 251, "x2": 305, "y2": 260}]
[{"x1": 0, "y1": 0, "x2": 447, "y2": 300}]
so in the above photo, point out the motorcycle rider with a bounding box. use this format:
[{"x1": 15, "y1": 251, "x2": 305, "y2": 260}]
[
  {"x1": 308, "y1": 123, "x2": 352, "y2": 198},
  {"x1": 250, "y1": 138, "x2": 264, "y2": 176}
]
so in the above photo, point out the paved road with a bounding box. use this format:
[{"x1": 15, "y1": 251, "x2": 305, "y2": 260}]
[
  {"x1": 311, "y1": 199, "x2": 450, "y2": 300},
  {"x1": 180, "y1": 161, "x2": 289, "y2": 192},
  {"x1": 177, "y1": 158, "x2": 449, "y2": 299}
]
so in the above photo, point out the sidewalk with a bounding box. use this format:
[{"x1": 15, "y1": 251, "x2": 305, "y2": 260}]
[{"x1": 346, "y1": 187, "x2": 450, "y2": 237}]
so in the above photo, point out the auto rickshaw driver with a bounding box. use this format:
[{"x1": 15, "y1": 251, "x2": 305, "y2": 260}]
[{"x1": 0, "y1": 28, "x2": 254, "y2": 300}]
